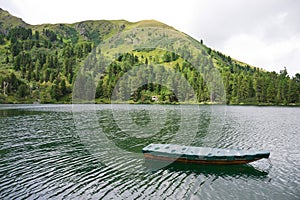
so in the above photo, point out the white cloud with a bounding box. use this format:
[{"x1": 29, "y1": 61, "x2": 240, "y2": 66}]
[
  {"x1": 222, "y1": 34, "x2": 300, "y2": 75},
  {"x1": 0, "y1": 0, "x2": 199, "y2": 26}
]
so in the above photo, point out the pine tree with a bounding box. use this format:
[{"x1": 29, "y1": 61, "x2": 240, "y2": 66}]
[{"x1": 288, "y1": 78, "x2": 298, "y2": 103}]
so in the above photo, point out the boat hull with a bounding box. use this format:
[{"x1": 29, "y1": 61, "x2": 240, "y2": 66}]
[
  {"x1": 144, "y1": 153, "x2": 261, "y2": 165},
  {"x1": 142, "y1": 144, "x2": 270, "y2": 165}
]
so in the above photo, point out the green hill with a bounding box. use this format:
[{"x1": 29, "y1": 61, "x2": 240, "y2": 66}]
[{"x1": 0, "y1": 8, "x2": 299, "y2": 105}]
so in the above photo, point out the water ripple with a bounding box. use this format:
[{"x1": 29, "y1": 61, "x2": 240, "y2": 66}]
[{"x1": 0, "y1": 105, "x2": 299, "y2": 199}]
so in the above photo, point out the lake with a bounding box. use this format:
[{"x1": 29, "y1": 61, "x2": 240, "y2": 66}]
[{"x1": 0, "y1": 104, "x2": 299, "y2": 199}]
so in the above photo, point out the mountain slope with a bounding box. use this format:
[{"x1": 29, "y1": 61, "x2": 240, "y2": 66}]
[
  {"x1": 0, "y1": 8, "x2": 29, "y2": 34},
  {"x1": 0, "y1": 9, "x2": 299, "y2": 105}
]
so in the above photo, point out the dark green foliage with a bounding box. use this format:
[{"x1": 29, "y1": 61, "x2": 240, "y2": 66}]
[
  {"x1": 87, "y1": 30, "x2": 100, "y2": 44},
  {"x1": 8, "y1": 27, "x2": 32, "y2": 41},
  {"x1": 10, "y1": 40, "x2": 22, "y2": 56},
  {"x1": 162, "y1": 51, "x2": 178, "y2": 62},
  {"x1": 0, "y1": 72, "x2": 29, "y2": 98},
  {"x1": 57, "y1": 25, "x2": 78, "y2": 43},
  {"x1": 17, "y1": 83, "x2": 29, "y2": 98},
  {"x1": 43, "y1": 29, "x2": 57, "y2": 42},
  {"x1": 0, "y1": 11, "x2": 299, "y2": 104},
  {"x1": 50, "y1": 78, "x2": 71, "y2": 101},
  {"x1": 34, "y1": 30, "x2": 39, "y2": 40},
  {"x1": 0, "y1": 33, "x2": 4, "y2": 44},
  {"x1": 206, "y1": 48, "x2": 300, "y2": 105}
]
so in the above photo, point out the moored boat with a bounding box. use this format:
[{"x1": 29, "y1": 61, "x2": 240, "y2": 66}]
[{"x1": 142, "y1": 144, "x2": 270, "y2": 165}]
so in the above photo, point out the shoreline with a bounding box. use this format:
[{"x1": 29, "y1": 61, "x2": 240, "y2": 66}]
[{"x1": 1, "y1": 100, "x2": 299, "y2": 107}]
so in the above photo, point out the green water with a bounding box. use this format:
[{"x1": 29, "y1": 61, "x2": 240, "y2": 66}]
[{"x1": 0, "y1": 104, "x2": 299, "y2": 199}]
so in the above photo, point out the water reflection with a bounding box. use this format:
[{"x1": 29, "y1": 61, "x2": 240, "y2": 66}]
[
  {"x1": 144, "y1": 160, "x2": 269, "y2": 179},
  {"x1": 0, "y1": 109, "x2": 42, "y2": 117},
  {"x1": 98, "y1": 109, "x2": 181, "y2": 153}
]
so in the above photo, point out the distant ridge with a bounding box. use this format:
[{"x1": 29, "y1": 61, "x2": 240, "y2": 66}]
[{"x1": 0, "y1": 8, "x2": 28, "y2": 34}]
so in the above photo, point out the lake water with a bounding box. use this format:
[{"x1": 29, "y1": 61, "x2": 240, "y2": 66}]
[{"x1": 0, "y1": 104, "x2": 299, "y2": 199}]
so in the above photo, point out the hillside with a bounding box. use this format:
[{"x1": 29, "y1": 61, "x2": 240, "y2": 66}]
[{"x1": 0, "y1": 9, "x2": 299, "y2": 105}]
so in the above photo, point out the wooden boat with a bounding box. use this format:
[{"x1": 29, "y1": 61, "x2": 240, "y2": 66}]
[{"x1": 142, "y1": 144, "x2": 270, "y2": 165}]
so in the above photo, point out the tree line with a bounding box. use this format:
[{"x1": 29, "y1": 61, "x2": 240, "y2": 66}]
[
  {"x1": 0, "y1": 26, "x2": 92, "y2": 103},
  {"x1": 0, "y1": 26, "x2": 299, "y2": 105}
]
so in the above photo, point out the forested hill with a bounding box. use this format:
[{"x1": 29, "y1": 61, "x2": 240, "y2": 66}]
[{"x1": 0, "y1": 8, "x2": 299, "y2": 105}]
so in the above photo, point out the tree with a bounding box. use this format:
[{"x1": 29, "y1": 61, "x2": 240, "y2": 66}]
[
  {"x1": 43, "y1": 68, "x2": 50, "y2": 82},
  {"x1": 60, "y1": 79, "x2": 67, "y2": 96},
  {"x1": 162, "y1": 52, "x2": 171, "y2": 62},
  {"x1": 96, "y1": 80, "x2": 104, "y2": 99},
  {"x1": 10, "y1": 40, "x2": 22, "y2": 56},
  {"x1": 50, "y1": 80, "x2": 62, "y2": 101},
  {"x1": 0, "y1": 34, "x2": 5, "y2": 45},
  {"x1": 26, "y1": 63, "x2": 33, "y2": 81},
  {"x1": 288, "y1": 78, "x2": 298, "y2": 103},
  {"x1": 34, "y1": 59, "x2": 41, "y2": 81},
  {"x1": 64, "y1": 57, "x2": 75, "y2": 83},
  {"x1": 266, "y1": 81, "x2": 276, "y2": 103},
  {"x1": 239, "y1": 73, "x2": 249, "y2": 101},
  {"x1": 17, "y1": 84, "x2": 29, "y2": 98},
  {"x1": 247, "y1": 78, "x2": 255, "y2": 98},
  {"x1": 277, "y1": 68, "x2": 289, "y2": 104},
  {"x1": 35, "y1": 30, "x2": 40, "y2": 40},
  {"x1": 231, "y1": 74, "x2": 239, "y2": 103},
  {"x1": 295, "y1": 73, "x2": 300, "y2": 83}
]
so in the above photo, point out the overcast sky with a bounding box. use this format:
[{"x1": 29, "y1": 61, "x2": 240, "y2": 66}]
[{"x1": 0, "y1": 0, "x2": 299, "y2": 76}]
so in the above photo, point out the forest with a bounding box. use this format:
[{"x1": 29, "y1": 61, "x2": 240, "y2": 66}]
[{"x1": 0, "y1": 9, "x2": 299, "y2": 105}]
